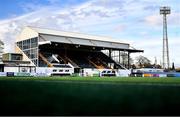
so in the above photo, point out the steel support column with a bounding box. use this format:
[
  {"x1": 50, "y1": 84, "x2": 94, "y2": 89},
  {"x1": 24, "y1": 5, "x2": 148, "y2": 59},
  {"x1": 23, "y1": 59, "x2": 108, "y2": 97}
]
[{"x1": 128, "y1": 52, "x2": 130, "y2": 69}]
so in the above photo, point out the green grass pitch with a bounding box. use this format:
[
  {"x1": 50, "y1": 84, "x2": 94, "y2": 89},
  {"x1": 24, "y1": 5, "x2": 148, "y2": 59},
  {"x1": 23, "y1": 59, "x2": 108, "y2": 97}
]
[
  {"x1": 1, "y1": 76, "x2": 180, "y2": 84},
  {"x1": 0, "y1": 76, "x2": 180, "y2": 116}
]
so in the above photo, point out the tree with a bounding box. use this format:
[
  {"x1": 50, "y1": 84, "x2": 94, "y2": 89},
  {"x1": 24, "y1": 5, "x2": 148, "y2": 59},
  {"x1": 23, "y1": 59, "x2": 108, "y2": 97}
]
[
  {"x1": 135, "y1": 55, "x2": 151, "y2": 68},
  {"x1": 131, "y1": 64, "x2": 136, "y2": 69},
  {"x1": 176, "y1": 68, "x2": 180, "y2": 72},
  {"x1": 154, "y1": 64, "x2": 162, "y2": 69},
  {"x1": 121, "y1": 52, "x2": 133, "y2": 66}
]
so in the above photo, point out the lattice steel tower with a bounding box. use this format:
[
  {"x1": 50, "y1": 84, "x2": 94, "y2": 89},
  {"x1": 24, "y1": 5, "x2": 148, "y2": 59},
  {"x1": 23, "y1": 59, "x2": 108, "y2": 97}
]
[{"x1": 160, "y1": 6, "x2": 171, "y2": 69}]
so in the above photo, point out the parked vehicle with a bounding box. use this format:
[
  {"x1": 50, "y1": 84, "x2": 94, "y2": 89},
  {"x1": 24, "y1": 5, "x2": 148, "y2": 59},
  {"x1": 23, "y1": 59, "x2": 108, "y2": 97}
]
[{"x1": 100, "y1": 69, "x2": 116, "y2": 77}]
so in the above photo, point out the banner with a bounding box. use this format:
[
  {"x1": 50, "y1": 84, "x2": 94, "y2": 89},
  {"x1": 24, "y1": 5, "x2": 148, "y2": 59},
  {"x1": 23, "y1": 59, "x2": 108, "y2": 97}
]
[
  {"x1": 7, "y1": 72, "x2": 14, "y2": 77},
  {"x1": 33, "y1": 73, "x2": 50, "y2": 77},
  {"x1": 0, "y1": 72, "x2": 7, "y2": 76},
  {"x1": 14, "y1": 72, "x2": 31, "y2": 77}
]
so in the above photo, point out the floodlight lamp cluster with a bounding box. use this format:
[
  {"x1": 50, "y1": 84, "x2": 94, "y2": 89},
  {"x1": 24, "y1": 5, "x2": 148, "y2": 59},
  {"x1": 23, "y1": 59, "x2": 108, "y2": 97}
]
[{"x1": 160, "y1": 6, "x2": 171, "y2": 15}]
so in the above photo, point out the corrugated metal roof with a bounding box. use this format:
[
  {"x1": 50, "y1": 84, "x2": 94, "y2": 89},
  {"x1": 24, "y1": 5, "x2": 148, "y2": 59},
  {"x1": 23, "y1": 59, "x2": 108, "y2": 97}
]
[
  {"x1": 18, "y1": 26, "x2": 143, "y2": 52},
  {"x1": 39, "y1": 34, "x2": 129, "y2": 49},
  {"x1": 28, "y1": 26, "x2": 128, "y2": 44}
]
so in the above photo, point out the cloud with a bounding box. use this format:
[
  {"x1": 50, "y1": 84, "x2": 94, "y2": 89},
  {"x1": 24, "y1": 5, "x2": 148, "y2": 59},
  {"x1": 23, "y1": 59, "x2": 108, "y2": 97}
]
[
  {"x1": 144, "y1": 12, "x2": 180, "y2": 27},
  {"x1": 0, "y1": 0, "x2": 119, "y2": 52},
  {"x1": 129, "y1": 37, "x2": 180, "y2": 66},
  {"x1": 19, "y1": 1, "x2": 48, "y2": 13},
  {"x1": 114, "y1": 25, "x2": 127, "y2": 32},
  {"x1": 46, "y1": 0, "x2": 60, "y2": 4},
  {"x1": 144, "y1": 15, "x2": 161, "y2": 26},
  {"x1": 0, "y1": 0, "x2": 179, "y2": 66}
]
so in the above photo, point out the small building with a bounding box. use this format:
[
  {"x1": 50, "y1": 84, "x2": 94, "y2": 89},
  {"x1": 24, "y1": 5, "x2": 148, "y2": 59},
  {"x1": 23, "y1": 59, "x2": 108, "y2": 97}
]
[{"x1": 2, "y1": 53, "x2": 36, "y2": 73}]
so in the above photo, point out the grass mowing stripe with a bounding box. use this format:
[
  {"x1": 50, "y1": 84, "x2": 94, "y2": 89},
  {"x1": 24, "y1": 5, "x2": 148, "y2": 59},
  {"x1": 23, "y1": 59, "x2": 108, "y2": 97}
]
[
  {"x1": 1, "y1": 78, "x2": 180, "y2": 115},
  {"x1": 30, "y1": 80, "x2": 180, "y2": 87},
  {"x1": 1, "y1": 76, "x2": 180, "y2": 84}
]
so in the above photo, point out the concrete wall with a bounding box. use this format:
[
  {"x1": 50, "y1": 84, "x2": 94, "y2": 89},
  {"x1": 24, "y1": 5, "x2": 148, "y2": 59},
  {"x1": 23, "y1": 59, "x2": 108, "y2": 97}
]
[
  {"x1": 16, "y1": 27, "x2": 38, "y2": 42},
  {"x1": 83, "y1": 68, "x2": 100, "y2": 76},
  {"x1": 36, "y1": 67, "x2": 74, "y2": 75},
  {"x1": 4, "y1": 67, "x2": 19, "y2": 72},
  {"x1": 4, "y1": 66, "x2": 35, "y2": 73},
  {"x1": 2, "y1": 53, "x2": 10, "y2": 61}
]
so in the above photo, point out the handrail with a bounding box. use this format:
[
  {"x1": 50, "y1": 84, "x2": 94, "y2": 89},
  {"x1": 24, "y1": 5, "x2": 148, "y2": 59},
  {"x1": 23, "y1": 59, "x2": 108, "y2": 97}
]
[
  {"x1": 64, "y1": 56, "x2": 79, "y2": 68},
  {"x1": 58, "y1": 53, "x2": 79, "y2": 68},
  {"x1": 87, "y1": 58, "x2": 104, "y2": 69},
  {"x1": 39, "y1": 52, "x2": 53, "y2": 67}
]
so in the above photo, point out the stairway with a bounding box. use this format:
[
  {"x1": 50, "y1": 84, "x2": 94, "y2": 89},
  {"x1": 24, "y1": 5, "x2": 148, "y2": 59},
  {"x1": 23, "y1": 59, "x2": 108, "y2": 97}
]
[
  {"x1": 64, "y1": 56, "x2": 79, "y2": 68},
  {"x1": 58, "y1": 53, "x2": 79, "y2": 68},
  {"x1": 87, "y1": 58, "x2": 105, "y2": 69}
]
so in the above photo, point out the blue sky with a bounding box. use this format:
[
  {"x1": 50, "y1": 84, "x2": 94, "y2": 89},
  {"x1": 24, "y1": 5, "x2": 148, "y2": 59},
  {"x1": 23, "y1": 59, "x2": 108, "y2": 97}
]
[
  {"x1": 0, "y1": 0, "x2": 180, "y2": 66},
  {"x1": 0, "y1": 0, "x2": 88, "y2": 19}
]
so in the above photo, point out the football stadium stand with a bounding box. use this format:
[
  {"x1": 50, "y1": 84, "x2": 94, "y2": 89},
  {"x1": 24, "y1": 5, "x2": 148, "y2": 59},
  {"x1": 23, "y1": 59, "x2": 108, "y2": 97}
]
[{"x1": 14, "y1": 26, "x2": 143, "y2": 76}]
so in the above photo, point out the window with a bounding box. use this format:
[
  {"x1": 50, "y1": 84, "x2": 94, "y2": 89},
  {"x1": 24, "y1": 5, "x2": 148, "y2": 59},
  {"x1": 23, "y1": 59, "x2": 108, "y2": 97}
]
[
  {"x1": 17, "y1": 41, "x2": 22, "y2": 49},
  {"x1": 23, "y1": 40, "x2": 28, "y2": 50},
  {"x1": 11, "y1": 54, "x2": 22, "y2": 60},
  {"x1": 53, "y1": 69, "x2": 57, "y2": 72},
  {"x1": 59, "y1": 70, "x2": 63, "y2": 72},
  {"x1": 21, "y1": 68, "x2": 27, "y2": 72},
  {"x1": 32, "y1": 60, "x2": 38, "y2": 66},
  {"x1": 31, "y1": 38, "x2": 38, "y2": 48},
  {"x1": 30, "y1": 48, "x2": 37, "y2": 59},
  {"x1": 27, "y1": 39, "x2": 30, "y2": 49},
  {"x1": 24, "y1": 50, "x2": 30, "y2": 57},
  {"x1": 65, "y1": 70, "x2": 69, "y2": 72},
  {"x1": 17, "y1": 37, "x2": 38, "y2": 66}
]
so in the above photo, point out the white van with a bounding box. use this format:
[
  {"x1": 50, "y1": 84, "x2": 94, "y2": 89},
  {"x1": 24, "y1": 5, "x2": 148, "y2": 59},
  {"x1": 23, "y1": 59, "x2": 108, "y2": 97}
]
[{"x1": 100, "y1": 69, "x2": 116, "y2": 77}]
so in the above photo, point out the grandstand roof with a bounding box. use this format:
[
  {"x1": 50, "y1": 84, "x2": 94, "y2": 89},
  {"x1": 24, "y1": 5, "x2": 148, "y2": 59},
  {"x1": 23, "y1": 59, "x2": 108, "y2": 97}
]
[
  {"x1": 29, "y1": 26, "x2": 128, "y2": 44},
  {"x1": 19, "y1": 26, "x2": 143, "y2": 52}
]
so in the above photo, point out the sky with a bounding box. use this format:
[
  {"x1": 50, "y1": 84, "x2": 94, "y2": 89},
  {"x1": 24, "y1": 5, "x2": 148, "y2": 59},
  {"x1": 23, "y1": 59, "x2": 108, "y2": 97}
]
[{"x1": 0, "y1": 0, "x2": 180, "y2": 67}]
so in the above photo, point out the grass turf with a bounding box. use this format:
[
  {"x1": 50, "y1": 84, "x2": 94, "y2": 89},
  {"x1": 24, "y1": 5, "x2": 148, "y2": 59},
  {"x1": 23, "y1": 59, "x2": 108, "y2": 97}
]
[
  {"x1": 1, "y1": 76, "x2": 180, "y2": 84},
  {"x1": 0, "y1": 76, "x2": 180, "y2": 116}
]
